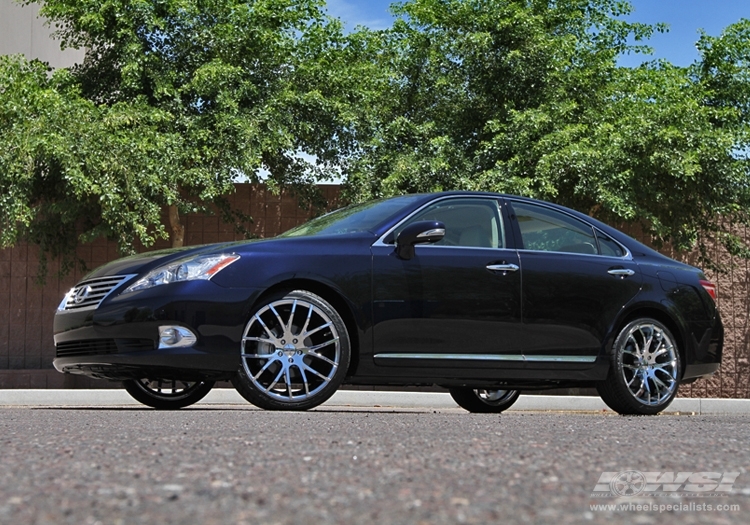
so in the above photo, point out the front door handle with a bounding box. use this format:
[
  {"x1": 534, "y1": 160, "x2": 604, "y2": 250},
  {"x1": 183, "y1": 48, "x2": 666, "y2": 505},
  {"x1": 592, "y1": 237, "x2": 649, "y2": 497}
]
[
  {"x1": 486, "y1": 263, "x2": 520, "y2": 273},
  {"x1": 608, "y1": 267, "x2": 635, "y2": 278}
]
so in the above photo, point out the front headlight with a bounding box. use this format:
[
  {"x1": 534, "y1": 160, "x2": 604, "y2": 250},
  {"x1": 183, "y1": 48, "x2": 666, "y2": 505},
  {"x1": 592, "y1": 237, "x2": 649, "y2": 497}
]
[{"x1": 123, "y1": 253, "x2": 240, "y2": 293}]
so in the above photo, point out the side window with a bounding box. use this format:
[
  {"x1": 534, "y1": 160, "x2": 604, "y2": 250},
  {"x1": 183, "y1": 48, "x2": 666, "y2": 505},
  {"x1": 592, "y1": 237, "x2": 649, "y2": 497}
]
[
  {"x1": 392, "y1": 198, "x2": 505, "y2": 249},
  {"x1": 511, "y1": 201, "x2": 597, "y2": 254},
  {"x1": 596, "y1": 230, "x2": 626, "y2": 257}
]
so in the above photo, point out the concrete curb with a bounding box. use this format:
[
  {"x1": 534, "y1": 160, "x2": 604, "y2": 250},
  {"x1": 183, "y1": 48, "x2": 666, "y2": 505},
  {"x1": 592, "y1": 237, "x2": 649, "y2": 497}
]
[{"x1": 0, "y1": 389, "x2": 748, "y2": 414}]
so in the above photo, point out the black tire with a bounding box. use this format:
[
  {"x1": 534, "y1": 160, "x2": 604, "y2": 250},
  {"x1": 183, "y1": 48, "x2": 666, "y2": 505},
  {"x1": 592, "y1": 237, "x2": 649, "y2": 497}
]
[
  {"x1": 449, "y1": 388, "x2": 520, "y2": 413},
  {"x1": 232, "y1": 289, "x2": 351, "y2": 411},
  {"x1": 596, "y1": 318, "x2": 681, "y2": 415},
  {"x1": 122, "y1": 378, "x2": 215, "y2": 409}
]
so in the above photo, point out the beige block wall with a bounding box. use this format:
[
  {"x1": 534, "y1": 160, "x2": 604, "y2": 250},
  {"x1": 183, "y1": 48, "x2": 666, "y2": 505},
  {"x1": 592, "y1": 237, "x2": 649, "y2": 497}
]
[{"x1": 0, "y1": 0, "x2": 84, "y2": 68}]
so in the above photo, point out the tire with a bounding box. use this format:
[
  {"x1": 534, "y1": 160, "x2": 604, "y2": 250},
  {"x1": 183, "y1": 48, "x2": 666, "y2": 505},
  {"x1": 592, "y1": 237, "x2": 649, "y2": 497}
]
[
  {"x1": 596, "y1": 318, "x2": 681, "y2": 415},
  {"x1": 232, "y1": 290, "x2": 351, "y2": 411},
  {"x1": 122, "y1": 378, "x2": 215, "y2": 409},
  {"x1": 449, "y1": 388, "x2": 520, "y2": 413}
]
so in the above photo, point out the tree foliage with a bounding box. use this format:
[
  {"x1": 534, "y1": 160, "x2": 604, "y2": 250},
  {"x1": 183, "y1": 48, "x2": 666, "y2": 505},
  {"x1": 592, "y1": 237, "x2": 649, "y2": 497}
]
[
  {"x1": 1, "y1": 0, "x2": 365, "y2": 273},
  {"x1": 344, "y1": 0, "x2": 750, "y2": 269},
  {"x1": 2, "y1": 0, "x2": 750, "y2": 273}
]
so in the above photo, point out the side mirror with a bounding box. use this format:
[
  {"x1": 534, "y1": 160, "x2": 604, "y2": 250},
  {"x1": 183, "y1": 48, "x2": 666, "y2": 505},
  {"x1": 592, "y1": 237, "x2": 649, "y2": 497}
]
[{"x1": 395, "y1": 221, "x2": 446, "y2": 260}]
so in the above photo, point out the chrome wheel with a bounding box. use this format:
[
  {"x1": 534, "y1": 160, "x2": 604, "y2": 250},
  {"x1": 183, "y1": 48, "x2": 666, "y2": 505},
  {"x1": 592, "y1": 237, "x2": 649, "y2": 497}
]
[
  {"x1": 597, "y1": 317, "x2": 681, "y2": 415},
  {"x1": 620, "y1": 322, "x2": 679, "y2": 406},
  {"x1": 449, "y1": 387, "x2": 520, "y2": 413},
  {"x1": 122, "y1": 378, "x2": 214, "y2": 409},
  {"x1": 233, "y1": 290, "x2": 350, "y2": 410},
  {"x1": 475, "y1": 389, "x2": 517, "y2": 406}
]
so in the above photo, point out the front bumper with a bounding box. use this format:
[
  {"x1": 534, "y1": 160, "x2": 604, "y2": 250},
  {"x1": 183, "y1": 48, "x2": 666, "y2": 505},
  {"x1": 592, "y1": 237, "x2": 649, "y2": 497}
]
[{"x1": 53, "y1": 281, "x2": 261, "y2": 381}]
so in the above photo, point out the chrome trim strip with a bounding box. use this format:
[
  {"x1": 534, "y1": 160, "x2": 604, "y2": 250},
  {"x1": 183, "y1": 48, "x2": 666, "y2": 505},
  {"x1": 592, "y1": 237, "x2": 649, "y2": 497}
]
[
  {"x1": 374, "y1": 353, "x2": 524, "y2": 361},
  {"x1": 524, "y1": 355, "x2": 597, "y2": 363},
  {"x1": 373, "y1": 353, "x2": 596, "y2": 363},
  {"x1": 516, "y1": 247, "x2": 633, "y2": 261},
  {"x1": 507, "y1": 198, "x2": 632, "y2": 260},
  {"x1": 417, "y1": 228, "x2": 445, "y2": 238}
]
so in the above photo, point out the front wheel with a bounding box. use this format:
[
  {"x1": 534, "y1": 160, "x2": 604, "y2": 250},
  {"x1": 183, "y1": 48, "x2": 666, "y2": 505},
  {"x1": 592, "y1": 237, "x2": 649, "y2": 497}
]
[
  {"x1": 449, "y1": 388, "x2": 520, "y2": 413},
  {"x1": 122, "y1": 378, "x2": 215, "y2": 409},
  {"x1": 596, "y1": 318, "x2": 681, "y2": 415},
  {"x1": 232, "y1": 290, "x2": 351, "y2": 411}
]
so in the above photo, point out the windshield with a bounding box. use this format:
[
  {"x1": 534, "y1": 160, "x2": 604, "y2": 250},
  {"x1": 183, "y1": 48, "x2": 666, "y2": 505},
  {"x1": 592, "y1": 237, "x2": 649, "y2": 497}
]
[{"x1": 279, "y1": 195, "x2": 423, "y2": 237}]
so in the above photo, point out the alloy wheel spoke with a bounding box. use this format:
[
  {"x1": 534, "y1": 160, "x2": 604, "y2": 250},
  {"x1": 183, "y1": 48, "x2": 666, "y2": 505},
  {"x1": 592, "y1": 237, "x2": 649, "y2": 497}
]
[
  {"x1": 301, "y1": 322, "x2": 332, "y2": 340},
  {"x1": 269, "y1": 305, "x2": 287, "y2": 335},
  {"x1": 306, "y1": 351, "x2": 336, "y2": 367},
  {"x1": 265, "y1": 368, "x2": 284, "y2": 393},
  {"x1": 302, "y1": 363, "x2": 329, "y2": 382},
  {"x1": 307, "y1": 337, "x2": 339, "y2": 352},
  {"x1": 254, "y1": 314, "x2": 275, "y2": 339},
  {"x1": 243, "y1": 336, "x2": 276, "y2": 345},
  {"x1": 298, "y1": 306, "x2": 314, "y2": 338},
  {"x1": 253, "y1": 357, "x2": 277, "y2": 380},
  {"x1": 285, "y1": 368, "x2": 293, "y2": 399},
  {"x1": 652, "y1": 360, "x2": 677, "y2": 371},
  {"x1": 298, "y1": 366, "x2": 310, "y2": 397},
  {"x1": 652, "y1": 374, "x2": 671, "y2": 396},
  {"x1": 641, "y1": 326, "x2": 654, "y2": 354},
  {"x1": 286, "y1": 300, "x2": 298, "y2": 334}
]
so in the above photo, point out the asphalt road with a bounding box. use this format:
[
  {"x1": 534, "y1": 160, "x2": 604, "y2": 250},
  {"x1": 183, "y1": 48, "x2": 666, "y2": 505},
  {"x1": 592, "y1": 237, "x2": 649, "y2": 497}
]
[{"x1": 1, "y1": 406, "x2": 748, "y2": 525}]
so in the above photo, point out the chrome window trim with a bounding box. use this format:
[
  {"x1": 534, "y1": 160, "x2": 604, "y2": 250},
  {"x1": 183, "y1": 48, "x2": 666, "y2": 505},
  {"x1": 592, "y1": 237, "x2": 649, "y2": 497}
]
[
  {"x1": 373, "y1": 353, "x2": 597, "y2": 363},
  {"x1": 373, "y1": 195, "x2": 507, "y2": 249},
  {"x1": 507, "y1": 199, "x2": 632, "y2": 260}
]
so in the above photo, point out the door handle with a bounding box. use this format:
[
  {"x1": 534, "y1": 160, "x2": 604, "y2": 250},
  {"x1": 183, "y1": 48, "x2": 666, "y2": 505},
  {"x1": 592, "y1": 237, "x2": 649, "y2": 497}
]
[
  {"x1": 608, "y1": 268, "x2": 635, "y2": 278},
  {"x1": 486, "y1": 263, "x2": 519, "y2": 272}
]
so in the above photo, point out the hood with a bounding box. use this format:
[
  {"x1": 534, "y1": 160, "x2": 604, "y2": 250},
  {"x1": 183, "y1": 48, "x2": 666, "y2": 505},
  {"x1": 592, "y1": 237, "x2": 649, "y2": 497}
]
[{"x1": 81, "y1": 241, "x2": 242, "y2": 281}]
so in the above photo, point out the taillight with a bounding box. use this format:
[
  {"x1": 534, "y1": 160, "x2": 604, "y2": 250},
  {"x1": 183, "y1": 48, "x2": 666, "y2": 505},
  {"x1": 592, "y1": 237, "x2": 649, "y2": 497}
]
[{"x1": 700, "y1": 279, "x2": 717, "y2": 302}]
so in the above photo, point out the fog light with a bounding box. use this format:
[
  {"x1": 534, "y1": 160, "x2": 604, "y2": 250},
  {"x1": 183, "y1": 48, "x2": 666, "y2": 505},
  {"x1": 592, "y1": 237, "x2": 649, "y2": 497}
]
[{"x1": 158, "y1": 326, "x2": 197, "y2": 349}]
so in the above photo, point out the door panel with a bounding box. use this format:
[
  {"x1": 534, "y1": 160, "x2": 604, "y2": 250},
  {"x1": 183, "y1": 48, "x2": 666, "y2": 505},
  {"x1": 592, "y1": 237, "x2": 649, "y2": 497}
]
[
  {"x1": 508, "y1": 200, "x2": 641, "y2": 361},
  {"x1": 519, "y1": 251, "x2": 641, "y2": 359},
  {"x1": 372, "y1": 196, "x2": 523, "y2": 366},
  {"x1": 372, "y1": 245, "x2": 523, "y2": 364}
]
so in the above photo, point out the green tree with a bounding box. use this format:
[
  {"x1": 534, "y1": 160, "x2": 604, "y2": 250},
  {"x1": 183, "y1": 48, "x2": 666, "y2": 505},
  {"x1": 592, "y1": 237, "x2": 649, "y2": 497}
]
[
  {"x1": 344, "y1": 0, "x2": 750, "y2": 269},
  {"x1": 1, "y1": 0, "x2": 364, "y2": 273}
]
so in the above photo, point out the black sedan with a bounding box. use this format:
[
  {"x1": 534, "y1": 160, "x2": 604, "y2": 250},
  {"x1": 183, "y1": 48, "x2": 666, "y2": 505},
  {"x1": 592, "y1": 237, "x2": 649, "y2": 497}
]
[{"x1": 53, "y1": 192, "x2": 723, "y2": 415}]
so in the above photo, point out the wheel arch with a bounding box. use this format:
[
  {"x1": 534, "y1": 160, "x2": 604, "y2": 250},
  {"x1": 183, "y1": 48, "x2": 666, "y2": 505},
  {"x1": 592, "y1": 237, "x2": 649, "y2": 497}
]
[{"x1": 251, "y1": 278, "x2": 361, "y2": 377}]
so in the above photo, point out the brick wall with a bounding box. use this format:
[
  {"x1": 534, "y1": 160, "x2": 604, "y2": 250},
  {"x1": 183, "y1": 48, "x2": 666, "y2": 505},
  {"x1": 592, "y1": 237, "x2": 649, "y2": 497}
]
[
  {"x1": 1, "y1": 185, "x2": 748, "y2": 397},
  {"x1": 0, "y1": 184, "x2": 340, "y2": 388}
]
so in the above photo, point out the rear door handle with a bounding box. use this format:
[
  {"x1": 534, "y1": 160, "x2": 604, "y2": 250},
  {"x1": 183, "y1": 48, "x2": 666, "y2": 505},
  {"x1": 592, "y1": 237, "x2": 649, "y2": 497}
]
[
  {"x1": 486, "y1": 263, "x2": 519, "y2": 272},
  {"x1": 608, "y1": 268, "x2": 635, "y2": 278}
]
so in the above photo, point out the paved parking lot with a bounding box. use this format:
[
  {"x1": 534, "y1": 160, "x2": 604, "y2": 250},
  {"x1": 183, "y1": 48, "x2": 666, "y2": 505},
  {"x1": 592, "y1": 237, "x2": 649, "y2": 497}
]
[{"x1": 1, "y1": 405, "x2": 748, "y2": 524}]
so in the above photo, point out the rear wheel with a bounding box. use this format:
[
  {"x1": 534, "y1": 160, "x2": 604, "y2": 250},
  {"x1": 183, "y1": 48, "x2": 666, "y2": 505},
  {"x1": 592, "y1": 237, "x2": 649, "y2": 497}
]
[
  {"x1": 596, "y1": 318, "x2": 681, "y2": 415},
  {"x1": 232, "y1": 290, "x2": 351, "y2": 411},
  {"x1": 449, "y1": 388, "x2": 520, "y2": 413},
  {"x1": 122, "y1": 378, "x2": 214, "y2": 409}
]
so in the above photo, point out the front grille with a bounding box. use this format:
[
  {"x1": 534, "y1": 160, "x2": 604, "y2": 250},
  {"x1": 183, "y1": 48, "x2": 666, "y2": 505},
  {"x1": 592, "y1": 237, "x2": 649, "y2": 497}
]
[
  {"x1": 60, "y1": 275, "x2": 135, "y2": 311},
  {"x1": 56, "y1": 339, "x2": 155, "y2": 357}
]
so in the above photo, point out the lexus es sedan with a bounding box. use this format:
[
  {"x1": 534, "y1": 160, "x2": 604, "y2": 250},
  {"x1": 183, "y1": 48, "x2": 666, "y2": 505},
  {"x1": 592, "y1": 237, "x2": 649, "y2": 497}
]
[{"x1": 53, "y1": 192, "x2": 723, "y2": 415}]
